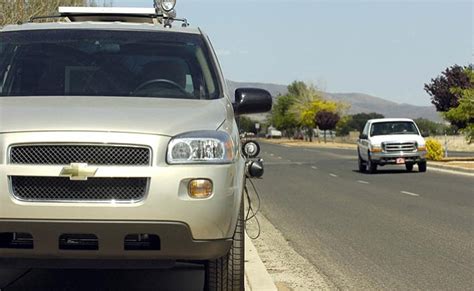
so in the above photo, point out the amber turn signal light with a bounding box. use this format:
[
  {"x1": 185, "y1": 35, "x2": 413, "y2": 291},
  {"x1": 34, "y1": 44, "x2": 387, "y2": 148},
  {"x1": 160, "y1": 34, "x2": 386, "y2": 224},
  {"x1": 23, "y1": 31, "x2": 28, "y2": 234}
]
[{"x1": 188, "y1": 179, "x2": 213, "y2": 199}]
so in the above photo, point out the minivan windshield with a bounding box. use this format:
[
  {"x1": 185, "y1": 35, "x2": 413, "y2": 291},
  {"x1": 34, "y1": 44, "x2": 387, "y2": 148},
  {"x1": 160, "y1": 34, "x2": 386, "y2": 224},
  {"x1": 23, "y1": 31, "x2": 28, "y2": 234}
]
[
  {"x1": 0, "y1": 29, "x2": 221, "y2": 99},
  {"x1": 370, "y1": 121, "x2": 419, "y2": 136}
]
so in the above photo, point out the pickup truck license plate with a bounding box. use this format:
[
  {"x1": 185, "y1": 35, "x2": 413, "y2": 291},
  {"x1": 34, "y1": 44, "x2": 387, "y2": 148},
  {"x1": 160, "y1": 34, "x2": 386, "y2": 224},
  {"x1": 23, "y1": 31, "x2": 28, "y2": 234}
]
[{"x1": 396, "y1": 158, "x2": 405, "y2": 164}]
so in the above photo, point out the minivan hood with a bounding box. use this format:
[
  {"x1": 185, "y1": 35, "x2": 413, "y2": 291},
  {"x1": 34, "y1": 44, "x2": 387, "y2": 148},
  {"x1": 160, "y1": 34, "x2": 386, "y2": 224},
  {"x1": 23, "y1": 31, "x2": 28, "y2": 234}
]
[
  {"x1": 370, "y1": 134, "x2": 425, "y2": 145},
  {"x1": 0, "y1": 97, "x2": 228, "y2": 136}
]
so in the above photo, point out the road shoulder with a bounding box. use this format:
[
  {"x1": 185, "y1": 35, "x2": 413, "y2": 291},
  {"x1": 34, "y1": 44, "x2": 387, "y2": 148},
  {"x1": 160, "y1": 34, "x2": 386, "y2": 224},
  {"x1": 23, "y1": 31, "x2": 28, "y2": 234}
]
[
  {"x1": 246, "y1": 212, "x2": 335, "y2": 290},
  {"x1": 428, "y1": 162, "x2": 474, "y2": 176},
  {"x1": 245, "y1": 233, "x2": 278, "y2": 291}
]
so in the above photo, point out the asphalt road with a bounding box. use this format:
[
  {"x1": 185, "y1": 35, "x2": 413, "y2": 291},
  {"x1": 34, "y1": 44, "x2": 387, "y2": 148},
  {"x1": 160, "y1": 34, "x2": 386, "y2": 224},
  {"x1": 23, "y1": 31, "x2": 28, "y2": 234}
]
[{"x1": 253, "y1": 142, "x2": 473, "y2": 290}]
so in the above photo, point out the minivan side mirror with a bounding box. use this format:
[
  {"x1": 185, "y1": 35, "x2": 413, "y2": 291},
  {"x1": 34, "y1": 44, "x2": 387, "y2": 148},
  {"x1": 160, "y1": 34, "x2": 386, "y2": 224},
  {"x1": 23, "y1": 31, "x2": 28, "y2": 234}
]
[
  {"x1": 359, "y1": 133, "x2": 368, "y2": 140},
  {"x1": 234, "y1": 88, "x2": 272, "y2": 115}
]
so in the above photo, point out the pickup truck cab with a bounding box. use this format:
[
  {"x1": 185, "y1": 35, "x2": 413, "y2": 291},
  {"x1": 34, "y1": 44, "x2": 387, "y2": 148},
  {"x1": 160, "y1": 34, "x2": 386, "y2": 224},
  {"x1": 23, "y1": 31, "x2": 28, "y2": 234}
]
[{"x1": 357, "y1": 118, "x2": 428, "y2": 173}]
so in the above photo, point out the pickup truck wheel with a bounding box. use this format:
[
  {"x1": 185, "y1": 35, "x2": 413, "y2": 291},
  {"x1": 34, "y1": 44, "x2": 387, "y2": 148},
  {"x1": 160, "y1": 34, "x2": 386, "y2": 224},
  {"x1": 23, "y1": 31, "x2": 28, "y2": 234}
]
[
  {"x1": 366, "y1": 152, "x2": 377, "y2": 174},
  {"x1": 418, "y1": 161, "x2": 427, "y2": 172},
  {"x1": 205, "y1": 197, "x2": 245, "y2": 291},
  {"x1": 358, "y1": 151, "x2": 366, "y2": 172},
  {"x1": 405, "y1": 163, "x2": 414, "y2": 172}
]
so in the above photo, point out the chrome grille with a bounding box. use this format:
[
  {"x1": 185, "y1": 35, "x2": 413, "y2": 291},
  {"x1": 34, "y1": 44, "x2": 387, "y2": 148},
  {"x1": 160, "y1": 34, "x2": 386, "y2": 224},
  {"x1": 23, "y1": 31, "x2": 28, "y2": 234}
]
[
  {"x1": 9, "y1": 145, "x2": 151, "y2": 166},
  {"x1": 10, "y1": 176, "x2": 149, "y2": 202},
  {"x1": 383, "y1": 142, "x2": 416, "y2": 152}
]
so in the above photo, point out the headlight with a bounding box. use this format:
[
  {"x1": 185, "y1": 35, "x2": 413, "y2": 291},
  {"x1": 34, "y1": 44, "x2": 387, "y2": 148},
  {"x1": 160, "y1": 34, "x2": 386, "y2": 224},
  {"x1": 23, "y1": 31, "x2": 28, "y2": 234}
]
[
  {"x1": 167, "y1": 131, "x2": 234, "y2": 164},
  {"x1": 417, "y1": 145, "x2": 427, "y2": 151},
  {"x1": 370, "y1": 144, "x2": 383, "y2": 153}
]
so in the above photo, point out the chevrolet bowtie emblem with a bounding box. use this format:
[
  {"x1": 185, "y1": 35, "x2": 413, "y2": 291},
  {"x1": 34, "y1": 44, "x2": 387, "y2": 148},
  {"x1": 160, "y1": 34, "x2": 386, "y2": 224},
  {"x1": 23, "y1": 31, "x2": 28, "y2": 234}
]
[{"x1": 60, "y1": 163, "x2": 98, "y2": 181}]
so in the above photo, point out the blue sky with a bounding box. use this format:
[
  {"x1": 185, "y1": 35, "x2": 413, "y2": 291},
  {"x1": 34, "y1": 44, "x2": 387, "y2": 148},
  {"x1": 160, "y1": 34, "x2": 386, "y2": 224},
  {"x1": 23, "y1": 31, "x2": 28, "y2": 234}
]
[{"x1": 114, "y1": 0, "x2": 472, "y2": 106}]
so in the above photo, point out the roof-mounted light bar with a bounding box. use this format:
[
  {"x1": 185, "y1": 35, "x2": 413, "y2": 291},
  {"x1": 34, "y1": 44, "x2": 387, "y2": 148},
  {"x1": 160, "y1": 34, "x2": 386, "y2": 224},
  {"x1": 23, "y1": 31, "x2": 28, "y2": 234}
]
[
  {"x1": 58, "y1": 7, "x2": 157, "y2": 16},
  {"x1": 51, "y1": 2, "x2": 188, "y2": 28}
]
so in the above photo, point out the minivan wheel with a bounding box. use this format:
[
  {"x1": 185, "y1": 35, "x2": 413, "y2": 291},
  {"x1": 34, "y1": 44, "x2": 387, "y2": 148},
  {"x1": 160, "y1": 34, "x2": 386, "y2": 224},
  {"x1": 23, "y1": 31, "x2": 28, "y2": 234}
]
[
  {"x1": 366, "y1": 153, "x2": 377, "y2": 174},
  {"x1": 405, "y1": 163, "x2": 414, "y2": 172},
  {"x1": 418, "y1": 161, "x2": 427, "y2": 172},
  {"x1": 205, "y1": 197, "x2": 245, "y2": 291}
]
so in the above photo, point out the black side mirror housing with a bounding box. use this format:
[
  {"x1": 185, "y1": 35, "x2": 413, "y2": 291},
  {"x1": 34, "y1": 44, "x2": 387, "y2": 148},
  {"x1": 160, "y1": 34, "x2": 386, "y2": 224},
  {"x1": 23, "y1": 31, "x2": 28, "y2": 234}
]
[
  {"x1": 421, "y1": 132, "x2": 430, "y2": 138},
  {"x1": 234, "y1": 88, "x2": 272, "y2": 115},
  {"x1": 359, "y1": 133, "x2": 368, "y2": 140}
]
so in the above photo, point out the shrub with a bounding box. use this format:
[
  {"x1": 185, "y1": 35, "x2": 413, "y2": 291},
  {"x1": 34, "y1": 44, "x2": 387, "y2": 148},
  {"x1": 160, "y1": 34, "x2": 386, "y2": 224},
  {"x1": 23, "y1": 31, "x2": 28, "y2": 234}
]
[{"x1": 425, "y1": 138, "x2": 444, "y2": 161}]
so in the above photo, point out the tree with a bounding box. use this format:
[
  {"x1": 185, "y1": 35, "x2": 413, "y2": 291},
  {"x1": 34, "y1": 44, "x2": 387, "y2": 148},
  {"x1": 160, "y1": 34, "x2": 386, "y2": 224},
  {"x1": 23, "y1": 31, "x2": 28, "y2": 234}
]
[
  {"x1": 444, "y1": 67, "x2": 474, "y2": 143},
  {"x1": 315, "y1": 110, "x2": 340, "y2": 143},
  {"x1": 238, "y1": 116, "x2": 257, "y2": 134},
  {"x1": 287, "y1": 81, "x2": 309, "y2": 97},
  {"x1": 336, "y1": 115, "x2": 353, "y2": 136},
  {"x1": 271, "y1": 94, "x2": 298, "y2": 137},
  {"x1": 290, "y1": 84, "x2": 348, "y2": 127},
  {"x1": 413, "y1": 118, "x2": 447, "y2": 136},
  {"x1": 424, "y1": 65, "x2": 471, "y2": 112},
  {"x1": 270, "y1": 81, "x2": 350, "y2": 141},
  {"x1": 0, "y1": 0, "x2": 112, "y2": 26},
  {"x1": 348, "y1": 112, "x2": 384, "y2": 133}
]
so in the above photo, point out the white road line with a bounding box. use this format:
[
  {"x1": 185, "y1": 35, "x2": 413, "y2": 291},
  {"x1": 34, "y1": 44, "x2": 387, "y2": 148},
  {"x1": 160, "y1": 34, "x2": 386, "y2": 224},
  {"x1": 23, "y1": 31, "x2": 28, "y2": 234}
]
[
  {"x1": 428, "y1": 166, "x2": 474, "y2": 177},
  {"x1": 277, "y1": 156, "x2": 283, "y2": 159},
  {"x1": 311, "y1": 166, "x2": 318, "y2": 170},
  {"x1": 357, "y1": 180, "x2": 370, "y2": 184},
  {"x1": 329, "y1": 173, "x2": 338, "y2": 178},
  {"x1": 401, "y1": 191, "x2": 420, "y2": 197},
  {"x1": 296, "y1": 162, "x2": 303, "y2": 165},
  {"x1": 270, "y1": 153, "x2": 274, "y2": 156},
  {"x1": 266, "y1": 162, "x2": 307, "y2": 165}
]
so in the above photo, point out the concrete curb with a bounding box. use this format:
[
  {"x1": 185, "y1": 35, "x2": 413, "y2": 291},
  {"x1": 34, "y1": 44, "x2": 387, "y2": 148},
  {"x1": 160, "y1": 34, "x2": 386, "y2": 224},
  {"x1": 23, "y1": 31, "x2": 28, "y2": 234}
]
[
  {"x1": 428, "y1": 163, "x2": 474, "y2": 176},
  {"x1": 245, "y1": 234, "x2": 277, "y2": 291}
]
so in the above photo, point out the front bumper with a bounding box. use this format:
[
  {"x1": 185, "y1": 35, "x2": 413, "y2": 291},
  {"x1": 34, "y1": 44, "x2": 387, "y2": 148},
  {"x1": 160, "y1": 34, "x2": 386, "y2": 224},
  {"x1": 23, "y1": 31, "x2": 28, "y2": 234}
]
[
  {"x1": 0, "y1": 132, "x2": 245, "y2": 241},
  {"x1": 370, "y1": 151, "x2": 427, "y2": 165},
  {"x1": 0, "y1": 220, "x2": 231, "y2": 263}
]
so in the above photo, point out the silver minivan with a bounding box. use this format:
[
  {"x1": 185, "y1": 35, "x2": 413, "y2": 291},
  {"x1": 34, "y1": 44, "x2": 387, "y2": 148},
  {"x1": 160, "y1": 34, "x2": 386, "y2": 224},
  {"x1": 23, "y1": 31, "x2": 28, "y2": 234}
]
[{"x1": 0, "y1": 4, "x2": 271, "y2": 290}]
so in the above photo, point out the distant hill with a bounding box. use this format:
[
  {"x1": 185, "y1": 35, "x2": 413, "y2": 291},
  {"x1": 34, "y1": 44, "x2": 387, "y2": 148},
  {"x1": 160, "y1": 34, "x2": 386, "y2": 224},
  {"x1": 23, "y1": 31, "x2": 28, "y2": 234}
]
[
  {"x1": 227, "y1": 80, "x2": 441, "y2": 122},
  {"x1": 227, "y1": 80, "x2": 288, "y2": 99}
]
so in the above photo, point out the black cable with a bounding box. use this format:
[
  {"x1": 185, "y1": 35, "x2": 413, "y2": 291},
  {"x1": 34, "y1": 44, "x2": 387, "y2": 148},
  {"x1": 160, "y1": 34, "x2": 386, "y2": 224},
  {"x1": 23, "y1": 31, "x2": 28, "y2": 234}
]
[
  {"x1": 245, "y1": 179, "x2": 261, "y2": 221},
  {"x1": 244, "y1": 178, "x2": 262, "y2": 240}
]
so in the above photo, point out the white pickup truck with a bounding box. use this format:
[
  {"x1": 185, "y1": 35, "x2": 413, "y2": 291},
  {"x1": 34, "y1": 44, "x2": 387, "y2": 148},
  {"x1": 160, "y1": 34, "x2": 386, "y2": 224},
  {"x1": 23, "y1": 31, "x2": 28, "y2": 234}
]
[{"x1": 357, "y1": 118, "x2": 428, "y2": 173}]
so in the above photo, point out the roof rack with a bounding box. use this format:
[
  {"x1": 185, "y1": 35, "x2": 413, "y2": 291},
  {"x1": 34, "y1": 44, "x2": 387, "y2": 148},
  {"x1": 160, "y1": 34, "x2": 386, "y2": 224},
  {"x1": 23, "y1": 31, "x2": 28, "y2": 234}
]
[{"x1": 29, "y1": 4, "x2": 189, "y2": 28}]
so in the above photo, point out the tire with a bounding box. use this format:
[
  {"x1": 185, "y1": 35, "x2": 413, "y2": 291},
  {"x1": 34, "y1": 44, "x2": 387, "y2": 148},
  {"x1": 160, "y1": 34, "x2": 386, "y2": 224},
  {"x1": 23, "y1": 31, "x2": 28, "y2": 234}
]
[
  {"x1": 366, "y1": 152, "x2": 377, "y2": 174},
  {"x1": 405, "y1": 163, "x2": 414, "y2": 172},
  {"x1": 205, "y1": 196, "x2": 245, "y2": 291},
  {"x1": 358, "y1": 150, "x2": 366, "y2": 172},
  {"x1": 418, "y1": 161, "x2": 427, "y2": 172}
]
